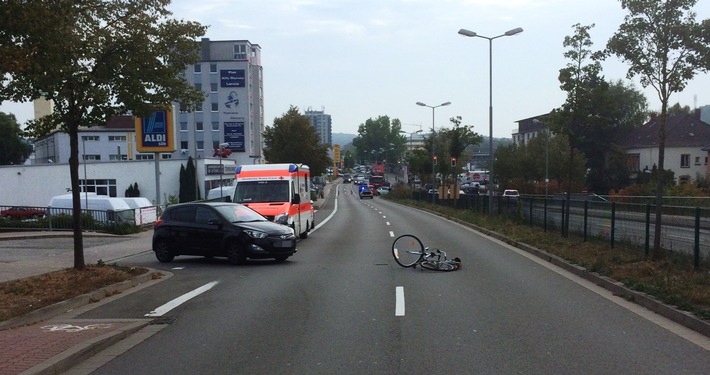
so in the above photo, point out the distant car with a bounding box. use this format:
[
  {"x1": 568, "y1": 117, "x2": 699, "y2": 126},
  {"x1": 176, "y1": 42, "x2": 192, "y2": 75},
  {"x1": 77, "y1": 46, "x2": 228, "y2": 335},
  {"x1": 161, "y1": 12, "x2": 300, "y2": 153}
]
[
  {"x1": 1, "y1": 206, "x2": 45, "y2": 220},
  {"x1": 502, "y1": 189, "x2": 520, "y2": 202},
  {"x1": 152, "y1": 202, "x2": 297, "y2": 264},
  {"x1": 342, "y1": 174, "x2": 352, "y2": 183},
  {"x1": 358, "y1": 184, "x2": 374, "y2": 199},
  {"x1": 376, "y1": 186, "x2": 390, "y2": 195}
]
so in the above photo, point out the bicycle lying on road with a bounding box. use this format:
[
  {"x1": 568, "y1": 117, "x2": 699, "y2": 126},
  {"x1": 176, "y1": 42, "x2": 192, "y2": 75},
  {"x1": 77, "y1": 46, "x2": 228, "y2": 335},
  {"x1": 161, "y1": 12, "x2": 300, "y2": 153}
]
[{"x1": 391, "y1": 234, "x2": 462, "y2": 271}]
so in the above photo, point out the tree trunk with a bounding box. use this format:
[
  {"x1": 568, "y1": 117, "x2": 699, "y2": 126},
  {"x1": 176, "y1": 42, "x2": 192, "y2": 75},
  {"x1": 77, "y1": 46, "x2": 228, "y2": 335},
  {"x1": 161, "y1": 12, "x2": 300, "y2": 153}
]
[
  {"x1": 68, "y1": 128, "x2": 86, "y2": 270},
  {"x1": 652, "y1": 108, "x2": 667, "y2": 260}
]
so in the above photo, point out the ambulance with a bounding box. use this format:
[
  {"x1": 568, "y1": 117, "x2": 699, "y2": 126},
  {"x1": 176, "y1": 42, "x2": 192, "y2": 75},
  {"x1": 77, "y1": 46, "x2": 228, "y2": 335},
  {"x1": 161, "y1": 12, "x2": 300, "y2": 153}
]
[{"x1": 232, "y1": 163, "x2": 315, "y2": 239}]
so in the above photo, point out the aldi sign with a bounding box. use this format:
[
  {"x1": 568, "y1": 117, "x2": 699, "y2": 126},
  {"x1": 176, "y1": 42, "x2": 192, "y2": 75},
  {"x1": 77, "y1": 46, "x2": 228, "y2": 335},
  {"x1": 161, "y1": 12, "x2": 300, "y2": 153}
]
[{"x1": 135, "y1": 109, "x2": 175, "y2": 152}]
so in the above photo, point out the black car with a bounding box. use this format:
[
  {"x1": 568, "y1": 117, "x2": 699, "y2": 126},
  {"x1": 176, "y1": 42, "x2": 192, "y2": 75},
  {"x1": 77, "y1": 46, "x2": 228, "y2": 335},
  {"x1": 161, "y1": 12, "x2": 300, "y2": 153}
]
[{"x1": 152, "y1": 202, "x2": 297, "y2": 264}]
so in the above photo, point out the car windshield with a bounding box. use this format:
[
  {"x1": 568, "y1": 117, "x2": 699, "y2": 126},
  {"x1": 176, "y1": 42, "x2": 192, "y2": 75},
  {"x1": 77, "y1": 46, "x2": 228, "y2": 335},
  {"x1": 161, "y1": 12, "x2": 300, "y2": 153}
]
[
  {"x1": 233, "y1": 180, "x2": 290, "y2": 203},
  {"x1": 215, "y1": 204, "x2": 267, "y2": 223}
]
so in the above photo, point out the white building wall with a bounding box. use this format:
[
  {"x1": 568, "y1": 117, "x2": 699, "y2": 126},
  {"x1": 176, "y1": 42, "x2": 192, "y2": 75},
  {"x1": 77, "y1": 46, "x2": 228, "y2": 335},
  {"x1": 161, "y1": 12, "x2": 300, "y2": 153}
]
[
  {"x1": 627, "y1": 146, "x2": 708, "y2": 183},
  {"x1": 0, "y1": 158, "x2": 236, "y2": 207}
]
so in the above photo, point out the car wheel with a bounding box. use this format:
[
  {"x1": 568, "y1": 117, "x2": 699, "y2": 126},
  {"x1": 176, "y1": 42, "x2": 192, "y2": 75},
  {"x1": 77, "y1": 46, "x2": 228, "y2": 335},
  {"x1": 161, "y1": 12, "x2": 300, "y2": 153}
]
[
  {"x1": 154, "y1": 239, "x2": 175, "y2": 263},
  {"x1": 299, "y1": 223, "x2": 309, "y2": 239},
  {"x1": 227, "y1": 241, "x2": 247, "y2": 265}
]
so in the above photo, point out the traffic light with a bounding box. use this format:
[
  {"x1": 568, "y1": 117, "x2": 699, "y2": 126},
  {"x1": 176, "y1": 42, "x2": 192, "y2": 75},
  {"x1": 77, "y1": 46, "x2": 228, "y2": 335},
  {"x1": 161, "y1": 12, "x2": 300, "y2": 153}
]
[
  {"x1": 450, "y1": 157, "x2": 456, "y2": 167},
  {"x1": 433, "y1": 156, "x2": 437, "y2": 165}
]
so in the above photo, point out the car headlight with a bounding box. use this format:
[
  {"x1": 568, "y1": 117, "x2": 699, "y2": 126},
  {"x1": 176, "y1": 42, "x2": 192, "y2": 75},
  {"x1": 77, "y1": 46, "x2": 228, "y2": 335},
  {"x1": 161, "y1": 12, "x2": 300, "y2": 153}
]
[
  {"x1": 274, "y1": 213, "x2": 289, "y2": 225},
  {"x1": 244, "y1": 230, "x2": 268, "y2": 239}
]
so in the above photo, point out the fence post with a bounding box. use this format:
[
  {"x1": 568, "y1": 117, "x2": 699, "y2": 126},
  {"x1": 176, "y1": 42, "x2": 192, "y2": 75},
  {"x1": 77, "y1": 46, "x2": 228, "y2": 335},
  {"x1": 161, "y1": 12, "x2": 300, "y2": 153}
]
[
  {"x1": 610, "y1": 202, "x2": 616, "y2": 249},
  {"x1": 561, "y1": 199, "x2": 566, "y2": 237},
  {"x1": 583, "y1": 200, "x2": 588, "y2": 242},
  {"x1": 544, "y1": 197, "x2": 548, "y2": 233},
  {"x1": 529, "y1": 198, "x2": 533, "y2": 226},
  {"x1": 693, "y1": 207, "x2": 700, "y2": 271},
  {"x1": 645, "y1": 204, "x2": 651, "y2": 257}
]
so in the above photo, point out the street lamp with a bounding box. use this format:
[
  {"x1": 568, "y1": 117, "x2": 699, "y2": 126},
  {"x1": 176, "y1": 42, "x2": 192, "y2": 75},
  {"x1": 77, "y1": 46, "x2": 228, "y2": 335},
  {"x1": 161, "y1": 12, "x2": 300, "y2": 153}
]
[
  {"x1": 533, "y1": 119, "x2": 549, "y2": 197},
  {"x1": 458, "y1": 27, "x2": 523, "y2": 211},
  {"x1": 218, "y1": 142, "x2": 229, "y2": 199},
  {"x1": 416, "y1": 101, "x2": 451, "y2": 203}
]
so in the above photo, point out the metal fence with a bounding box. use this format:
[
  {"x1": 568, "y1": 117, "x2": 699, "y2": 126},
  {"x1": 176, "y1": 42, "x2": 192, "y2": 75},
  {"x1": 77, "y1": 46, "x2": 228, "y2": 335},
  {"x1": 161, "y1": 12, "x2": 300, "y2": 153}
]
[
  {"x1": 411, "y1": 192, "x2": 710, "y2": 267},
  {"x1": 0, "y1": 205, "x2": 158, "y2": 232}
]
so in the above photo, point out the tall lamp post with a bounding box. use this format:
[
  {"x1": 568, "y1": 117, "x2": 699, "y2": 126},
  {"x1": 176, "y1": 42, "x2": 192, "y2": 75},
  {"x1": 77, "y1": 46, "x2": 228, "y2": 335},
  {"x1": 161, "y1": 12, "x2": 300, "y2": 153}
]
[
  {"x1": 416, "y1": 101, "x2": 451, "y2": 204},
  {"x1": 458, "y1": 27, "x2": 523, "y2": 211}
]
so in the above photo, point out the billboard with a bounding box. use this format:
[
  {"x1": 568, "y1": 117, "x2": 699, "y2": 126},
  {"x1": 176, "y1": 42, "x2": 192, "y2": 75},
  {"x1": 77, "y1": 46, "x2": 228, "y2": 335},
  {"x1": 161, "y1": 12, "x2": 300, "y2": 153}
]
[
  {"x1": 220, "y1": 69, "x2": 246, "y2": 88},
  {"x1": 224, "y1": 122, "x2": 245, "y2": 152},
  {"x1": 135, "y1": 109, "x2": 175, "y2": 153}
]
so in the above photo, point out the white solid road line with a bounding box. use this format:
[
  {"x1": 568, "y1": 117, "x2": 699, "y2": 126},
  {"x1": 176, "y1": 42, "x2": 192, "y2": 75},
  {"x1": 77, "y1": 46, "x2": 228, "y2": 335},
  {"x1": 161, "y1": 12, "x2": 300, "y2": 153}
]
[
  {"x1": 395, "y1": 286, "x2": 405, "y2": 316},
  {"x1": 145, "y1": 281, "x2": 219, "y2": 317}
]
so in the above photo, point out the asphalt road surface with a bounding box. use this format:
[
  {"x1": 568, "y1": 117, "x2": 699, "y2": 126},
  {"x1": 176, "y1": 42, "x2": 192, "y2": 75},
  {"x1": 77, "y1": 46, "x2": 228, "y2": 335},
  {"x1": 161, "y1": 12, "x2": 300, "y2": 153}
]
[{"x1": 66, "y1": 183, "x2": 710, "y2": 374}]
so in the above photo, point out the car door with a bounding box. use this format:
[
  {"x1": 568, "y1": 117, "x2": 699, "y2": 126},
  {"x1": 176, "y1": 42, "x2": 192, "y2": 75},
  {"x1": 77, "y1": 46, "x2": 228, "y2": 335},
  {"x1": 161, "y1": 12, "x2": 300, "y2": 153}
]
[{"x1": 193, "y1": 206, "x2": 226, "y2": 256}]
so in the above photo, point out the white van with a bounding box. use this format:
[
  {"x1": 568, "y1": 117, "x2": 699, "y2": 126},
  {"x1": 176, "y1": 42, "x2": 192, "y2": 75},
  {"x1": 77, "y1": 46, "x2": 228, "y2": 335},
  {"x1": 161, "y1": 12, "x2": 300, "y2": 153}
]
[
  {"x1": 48, "y1": 193, "x2": 135, "y2": 224},
  {"x1": 207, "y1": 186, "x2": 236, "y2": 201}
]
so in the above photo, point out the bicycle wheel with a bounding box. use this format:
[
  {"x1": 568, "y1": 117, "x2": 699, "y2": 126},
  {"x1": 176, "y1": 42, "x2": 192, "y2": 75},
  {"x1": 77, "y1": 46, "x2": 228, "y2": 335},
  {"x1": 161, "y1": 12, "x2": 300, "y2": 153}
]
[
  {"x1": 420, "y1": 260, "x2": 456, "y2": 272},
  {"x1": 392, "y1": 234, "x2": 424, "y2": 267}
]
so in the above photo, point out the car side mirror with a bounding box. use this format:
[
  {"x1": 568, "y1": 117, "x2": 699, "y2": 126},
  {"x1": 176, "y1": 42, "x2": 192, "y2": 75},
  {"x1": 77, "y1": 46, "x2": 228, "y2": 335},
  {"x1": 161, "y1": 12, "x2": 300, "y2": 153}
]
[{"x1": 292, "y1": 194, "x2": 300, "y2": 204}]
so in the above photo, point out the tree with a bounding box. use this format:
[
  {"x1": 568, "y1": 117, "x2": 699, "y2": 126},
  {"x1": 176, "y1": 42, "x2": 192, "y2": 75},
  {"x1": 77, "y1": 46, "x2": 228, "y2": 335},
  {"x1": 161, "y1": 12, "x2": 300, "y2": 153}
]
[
  {"x1": 553, "y1": 23, "x2": 606, "y2": 236},
  {"x1": 606, "y1": 0, "x2": 710, "y2": 259},
  {"x1": 438, "y1": 116, "x2": 483, "y2": 188},
  {"x1": 0, "y1": 1, "x2": 207, "y2": 270},
  {"x1": 0, "y1": 112, "x2": 32, "y2": 165},
  {"x1": 352, "y1": 116, "x2": 407, "y2": 166},
  {"x1": 263, "y1": 106, "x2": 331, "y2": 176}
]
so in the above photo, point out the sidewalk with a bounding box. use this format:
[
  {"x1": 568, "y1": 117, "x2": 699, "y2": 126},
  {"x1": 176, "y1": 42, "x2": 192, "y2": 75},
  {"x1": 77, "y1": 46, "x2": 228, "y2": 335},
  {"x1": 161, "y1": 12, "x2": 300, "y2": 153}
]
[{"x1": 0, "y1": 230, "x2": 162, "y2": 375}]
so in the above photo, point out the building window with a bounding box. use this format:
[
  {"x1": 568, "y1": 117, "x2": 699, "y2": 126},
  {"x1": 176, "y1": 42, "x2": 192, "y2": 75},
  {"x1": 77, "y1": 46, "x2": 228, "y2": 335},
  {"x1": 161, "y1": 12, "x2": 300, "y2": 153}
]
[
  {"x1": 161, "y1": 153, "x2": 172, "y2": 159},
  {"x1": 234, "y1": 44, "x2": 247, "y2": 60},
  {"x1": 180, "y1": 141, "x2": 188, "y2": 150},
  {"x1": 80, "y1": 179, "x2": 117, "y2": 197},
  {"x1": 108, "y1": 135, "x2": 126, "y2": 142},
  {"x1": 194, "y1": 64, "x2": 201, "y2": 73},
  {"x1": 210, "y1": 83, "x2": 218, "y2": 93},
  {"x1": 196, "y1": 121, "x2": 204, "y2": 131},
  {"x1": 180, "y1": 122, "x2": 188, "y2": 131},
  {"x1": 195, "y1": 103, "x2": 203, "y2": 112},
  {"x1": 627, "y1": 153, "x2": 640, "y2": 172},
  {"x1": 82, "y1": 154, "x2": 101, "y2": 161},
  {"x1": 81, "y1": 135, "x2": 99, "y2": 142},
  {"x1": 695, "y1": 156, "x2": 701, "y2": 165},
  {"x1": 195, "y1": 83, "x2": 202, "y2": 91},
  {"x1": 212, "y1": 121, "x2": 219, "y2": 131},
  {"x1": 210, "y1": 64, "x2": 217, "y2": 73},
  {"x1": 211, "y1": 102, "x2": 218, "y2": 112},
  {"x1": 109, "y1": 154, "x2": 127, "y2": 161},
  {"x1": 681, "y1": 154, "x2": 690, "y2": 168},
  {"x1": 135, "y1": 154, "x2": 155, "y2": 160},
  {"x1": 197, "y1": 141, "x2": 204, "y2": 150}
]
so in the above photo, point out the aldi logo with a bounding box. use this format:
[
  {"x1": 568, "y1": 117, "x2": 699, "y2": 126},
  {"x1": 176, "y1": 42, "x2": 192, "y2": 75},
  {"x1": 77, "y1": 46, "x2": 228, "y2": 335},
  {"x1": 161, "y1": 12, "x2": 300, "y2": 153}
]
[{"x1": 135, "y1": 108, "x2": 175, "y2": 152}]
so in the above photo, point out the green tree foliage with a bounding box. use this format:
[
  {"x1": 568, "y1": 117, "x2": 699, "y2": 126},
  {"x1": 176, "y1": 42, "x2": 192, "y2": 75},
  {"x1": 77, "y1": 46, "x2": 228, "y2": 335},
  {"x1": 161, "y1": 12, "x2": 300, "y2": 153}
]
[
  {"x1": 125, "y1": 182, "x2": 141, "y2": 197},
  {"x1": 494, "y1": 135, "x2": 586, "y2": 194},
  {"x1": 437, "y1": 116, "x2": 483, "y2": 183},
  {"x1": 0, "y1": 1, "x2": 207, "y2": 270},
  {"x1": 263, "y1": 106, "x2": 331, "y2": 176},
  {"x1": 185, "y1": 156, "x2": 199, "y2": 202},
  {"x1": 352, "y1": 116, "x2": 407, "y2": 165},
  {"x1": 606, "y1": 0, "x2": 710, "y2": 259},
  {"x1": 0, "y1": 112, "x2": 32, "y2": 165}
]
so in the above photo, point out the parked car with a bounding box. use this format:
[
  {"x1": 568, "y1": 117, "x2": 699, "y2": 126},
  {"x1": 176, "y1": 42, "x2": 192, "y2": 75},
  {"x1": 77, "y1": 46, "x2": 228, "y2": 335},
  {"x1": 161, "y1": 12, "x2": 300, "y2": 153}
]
[
  {"x1": 152, "y1": 202, "x2": 297, "y2": 264},
  {"x1": 502, "y1": 189, "x2": 520, "y2": 202},
  {"x1": 0, "y1": 206, "x2": 45, "y2": 220}
]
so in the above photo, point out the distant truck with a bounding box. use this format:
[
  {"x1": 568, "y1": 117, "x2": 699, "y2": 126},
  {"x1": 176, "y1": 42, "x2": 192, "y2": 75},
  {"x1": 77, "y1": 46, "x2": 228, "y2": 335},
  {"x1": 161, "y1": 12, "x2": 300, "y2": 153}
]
[
  {"x1": 372, "y1": 162, "x2": 385, "y2": 176},
  {"x1": 232, "y1": 163, "x2": 315, "y2": 239}
]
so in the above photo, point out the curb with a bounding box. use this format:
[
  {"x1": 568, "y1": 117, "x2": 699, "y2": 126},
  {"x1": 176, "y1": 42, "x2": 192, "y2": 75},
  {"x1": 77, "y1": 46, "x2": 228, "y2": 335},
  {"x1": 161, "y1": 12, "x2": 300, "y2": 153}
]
[
  {"x1": 437, "y1": 212, "x2": 710, "y2": 338},
  {"x1": 0, "y1": 269, "x2": 166, "y2": 331}
]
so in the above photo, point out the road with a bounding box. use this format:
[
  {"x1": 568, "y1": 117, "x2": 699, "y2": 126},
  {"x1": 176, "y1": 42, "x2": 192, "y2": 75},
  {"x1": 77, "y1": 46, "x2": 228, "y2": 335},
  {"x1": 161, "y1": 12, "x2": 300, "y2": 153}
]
[{"x1": 66, "y1": 183, "x2": 710, "y2": 374}]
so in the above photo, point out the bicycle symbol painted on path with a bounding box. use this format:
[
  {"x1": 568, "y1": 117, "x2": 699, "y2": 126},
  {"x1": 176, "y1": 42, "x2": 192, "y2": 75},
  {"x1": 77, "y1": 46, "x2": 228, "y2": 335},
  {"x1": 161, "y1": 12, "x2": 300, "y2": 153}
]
[{"x1": 41, "y1": 323, "x2": 113, "y2": 333}]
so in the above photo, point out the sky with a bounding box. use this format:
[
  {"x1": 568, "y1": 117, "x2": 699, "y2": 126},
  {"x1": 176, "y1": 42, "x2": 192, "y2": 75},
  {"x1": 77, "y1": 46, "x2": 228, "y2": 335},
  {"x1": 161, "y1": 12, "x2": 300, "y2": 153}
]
[{"x1": 2, "y1": 0, "x2": 709, "y2": 139}]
